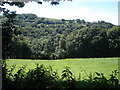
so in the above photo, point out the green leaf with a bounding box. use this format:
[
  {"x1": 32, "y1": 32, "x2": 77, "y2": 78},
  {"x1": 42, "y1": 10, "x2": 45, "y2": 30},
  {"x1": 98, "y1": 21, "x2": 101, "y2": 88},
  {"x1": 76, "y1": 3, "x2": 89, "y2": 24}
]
[{"x1": 95, "y1": 72, "x2": 101, "y2": 76}]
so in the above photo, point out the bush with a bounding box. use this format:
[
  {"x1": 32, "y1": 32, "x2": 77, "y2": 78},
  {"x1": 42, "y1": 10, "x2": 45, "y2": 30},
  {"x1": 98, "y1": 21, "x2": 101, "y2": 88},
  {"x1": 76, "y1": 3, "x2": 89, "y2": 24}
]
[
  {"x1": 2, "y1": 64, "x2": 120, "y2": 89},
  {"x1": 23, "y1": 64, "x2": 59, "y2": 89}
]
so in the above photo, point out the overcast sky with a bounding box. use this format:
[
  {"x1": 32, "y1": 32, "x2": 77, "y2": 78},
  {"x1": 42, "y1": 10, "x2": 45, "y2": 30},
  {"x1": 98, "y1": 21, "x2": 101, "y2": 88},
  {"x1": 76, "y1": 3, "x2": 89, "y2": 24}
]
[{"x1": 2, "y1": 0, "x2": 119, "y2": 25}]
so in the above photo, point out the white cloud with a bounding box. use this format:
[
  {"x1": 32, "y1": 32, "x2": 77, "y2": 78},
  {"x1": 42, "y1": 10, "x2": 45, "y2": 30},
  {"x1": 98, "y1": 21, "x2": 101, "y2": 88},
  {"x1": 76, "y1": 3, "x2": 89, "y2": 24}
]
[
  {"x1": 2, "y1": 2, "x2": 118, "y2": 25},
  {"x1": 35, "y1": 6, "x2": 117, "y2": 25},
  {"x1": 69, "y1": 8, "x2": 118, "y2": 25}
]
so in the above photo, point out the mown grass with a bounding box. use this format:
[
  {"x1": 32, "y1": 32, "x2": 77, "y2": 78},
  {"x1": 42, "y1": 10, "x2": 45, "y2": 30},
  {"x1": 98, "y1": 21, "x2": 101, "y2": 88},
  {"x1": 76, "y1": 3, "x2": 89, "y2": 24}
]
[{"x1": 6, "y1": 57, "x2": 119, "y2": 78}]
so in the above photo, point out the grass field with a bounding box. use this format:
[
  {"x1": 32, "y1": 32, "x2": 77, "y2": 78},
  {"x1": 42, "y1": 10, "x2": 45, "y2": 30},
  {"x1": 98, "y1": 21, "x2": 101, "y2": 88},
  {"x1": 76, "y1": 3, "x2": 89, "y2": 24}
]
[{"x1": 6, "y1": 57, "x2": 119, "y2": 78}]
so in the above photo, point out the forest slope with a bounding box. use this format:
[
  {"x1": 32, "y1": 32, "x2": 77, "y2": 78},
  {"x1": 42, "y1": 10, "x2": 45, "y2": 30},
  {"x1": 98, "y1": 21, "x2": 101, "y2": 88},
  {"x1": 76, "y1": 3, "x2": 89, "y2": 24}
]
[{"x1": 2, "y1": 13, "x2": 119, "y2": 59}]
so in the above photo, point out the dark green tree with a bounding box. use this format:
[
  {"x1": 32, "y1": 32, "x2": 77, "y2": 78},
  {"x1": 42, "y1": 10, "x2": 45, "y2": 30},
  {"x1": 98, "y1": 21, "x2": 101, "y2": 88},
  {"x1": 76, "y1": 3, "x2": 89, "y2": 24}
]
[{"x1": 1, "y1": 2, "x2": 25, "y2": 61}]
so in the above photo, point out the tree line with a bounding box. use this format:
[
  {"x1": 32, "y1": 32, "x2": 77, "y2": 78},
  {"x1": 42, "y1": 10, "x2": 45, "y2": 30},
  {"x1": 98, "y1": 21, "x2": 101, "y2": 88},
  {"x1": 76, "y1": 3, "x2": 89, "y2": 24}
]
[{"x1": 1, "y1": 13, "x2": 120, "y2": 59}]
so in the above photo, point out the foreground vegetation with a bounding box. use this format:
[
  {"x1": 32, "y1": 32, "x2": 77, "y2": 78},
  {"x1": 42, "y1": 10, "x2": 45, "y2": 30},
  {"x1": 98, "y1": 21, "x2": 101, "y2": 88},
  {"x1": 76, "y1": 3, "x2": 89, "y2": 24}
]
[
  {"x1": 4, "y1": 57, "x2": 119, "y2": 89},
  {"x1": 3, "y1": 63, "x2": 120, "y2": 89},
  {"x1": 3, "y1": 57, "x2": 119, "y2": 89}
]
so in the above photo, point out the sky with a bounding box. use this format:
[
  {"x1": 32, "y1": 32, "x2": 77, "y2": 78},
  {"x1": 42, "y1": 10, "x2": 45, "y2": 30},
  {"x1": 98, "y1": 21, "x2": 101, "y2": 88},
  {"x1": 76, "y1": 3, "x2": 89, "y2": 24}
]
[{"x1": 2, "y1": 0, "x2": 119, "y2": 25}]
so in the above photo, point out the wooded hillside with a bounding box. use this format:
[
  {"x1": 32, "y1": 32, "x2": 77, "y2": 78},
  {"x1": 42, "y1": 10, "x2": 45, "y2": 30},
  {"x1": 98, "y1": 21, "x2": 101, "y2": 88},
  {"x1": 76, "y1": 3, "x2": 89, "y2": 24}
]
[{"x1": 2, "y1": 14, "x2": 120, "y2": 59}]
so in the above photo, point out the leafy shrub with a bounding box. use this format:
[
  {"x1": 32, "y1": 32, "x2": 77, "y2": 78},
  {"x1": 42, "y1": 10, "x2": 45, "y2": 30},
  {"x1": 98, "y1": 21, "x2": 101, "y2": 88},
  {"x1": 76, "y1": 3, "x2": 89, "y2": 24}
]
[
  {"x1": 2, "y1": 64, "x2": 59, "y2": 89},
  {"x1": 2, "y1": 64, "x2": 120, "y2": 89},
  {"x1": 61, "y1": 66, "x2": 76, "y2": 89},
  {"x1": 23, "y1": 64, "x2": 59, "y2": 89}
]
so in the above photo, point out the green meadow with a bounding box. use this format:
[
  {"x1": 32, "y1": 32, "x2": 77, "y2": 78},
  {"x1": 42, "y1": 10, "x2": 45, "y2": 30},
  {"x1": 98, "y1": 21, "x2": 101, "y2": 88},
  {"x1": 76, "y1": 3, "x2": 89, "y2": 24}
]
[{"x1": 6, "y1": 57, "x2": 119, "y2": 78}]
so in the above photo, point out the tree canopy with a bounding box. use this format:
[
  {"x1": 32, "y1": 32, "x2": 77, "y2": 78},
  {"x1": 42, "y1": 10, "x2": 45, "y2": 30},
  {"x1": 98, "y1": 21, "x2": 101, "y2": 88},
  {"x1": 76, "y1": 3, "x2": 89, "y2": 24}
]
[{"x1": 1, "y1": 13, "x2": 119, "y2": 59}]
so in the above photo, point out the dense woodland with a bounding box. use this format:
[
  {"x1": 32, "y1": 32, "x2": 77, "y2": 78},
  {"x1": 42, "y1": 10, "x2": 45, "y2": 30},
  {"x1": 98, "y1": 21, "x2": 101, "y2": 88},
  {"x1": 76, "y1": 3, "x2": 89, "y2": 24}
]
[{"x1": 1, "y1": 13, "x2": 120, "y2": 59}]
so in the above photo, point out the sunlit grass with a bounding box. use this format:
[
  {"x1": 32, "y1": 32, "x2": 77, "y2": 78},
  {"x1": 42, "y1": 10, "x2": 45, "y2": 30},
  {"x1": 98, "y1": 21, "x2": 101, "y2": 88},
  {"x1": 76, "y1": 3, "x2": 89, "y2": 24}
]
[{"x1": 6, "y1": 57, "x2": 119, "y2": 78}]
